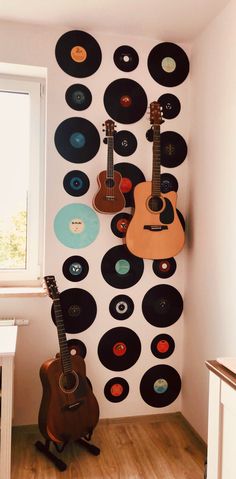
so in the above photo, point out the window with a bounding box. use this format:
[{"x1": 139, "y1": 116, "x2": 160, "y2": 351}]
[{"x1": 0, "y1": 73, "x2": 45, "y2": 286}]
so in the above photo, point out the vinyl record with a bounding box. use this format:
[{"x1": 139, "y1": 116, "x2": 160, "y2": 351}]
[
  {"x1": 54, "y1": 203, "x2": 100, "y2": 248},
  {"x1": 101, "y1": 244, "x2": 144, "y2": 288},
  {"x1": 55, "y1": 30, "x2": 102, "y2": 77},
  {"x1": 142, "y1": 284, "x2": 183, "y2": 328},
  {"x1": 67, "y1": 338, "x2": 87, "y2": 358},
  {"x1": 161, "y1": 131, "x2": 187, "y2": 168},
  {"x1": 104, "y1": 377, "x2": 129, "y2": 402},
  {"x1": 114, "y1": 130, "x2": 137, "y2": 156},
  {"x1": 113, "y1": 45, "x2": 139, "y2": 72},
  {"x1": 151, "y1": 334, "x2": 175, "y2": 359},
  {"x1": 62, "y1": 255, "x2": 89, "y2": 282},
  {"x1": 109, "y1": 294, "x2": 134, "y2": 320},
  {"x1": 140, "y1": 365, "x2": 181, "y2": 407},
  {"x1": 51, "y1": 288, "x2": 97, "y2": 334},
  {"x1": 148, "y1": 42, "x2": 189, "y2": 87},
  {"x1": 161, "y1": 173, "x2": 178, "y2": 193},
  {"x1": 158, "y1": 94, "x2": 181, "y2": 119},
  {"x1": 98, "y1": 327, "x2": 141, "y2": 371},
  {"x1": 54, "y1": 117, "x2": 100, "y2": 163},
  {"x1": 110, "y1": 212, "x2": 132, "y2": 238},
  {"x1": 104, "y1": 78, "x2": 147, "y2": 124},
  {"x1": 63, "y1": 170, "x2": 90, "y2": 196},
  {"x1": 114, "y1": 162, "x2": 145, "y2": 207},
  {"x1": 65, "y1": 84, "x2": 92, "y2": 110},
  {"x1": 152, "y1": 257, "x2": 177, "y2": 279}
]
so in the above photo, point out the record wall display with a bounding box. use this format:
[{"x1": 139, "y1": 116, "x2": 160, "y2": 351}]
[
  {"x1": 101, "y1": 244, "x2": 144, "y2": 288},
  {"x1": 109, "y1": 294, "x2": 134, "y2": 320},
  {"x1": 158, "y1": 94, "x2": 181, "y2": 119},
  {"x1": 63, "y1": 170, "x2": 90, "y2": 196},
  {"x1": 65, "y1": 84, "x2": 92, "y2": 110},
  {"x1": 142, "y1": 284, "x2": 183, "y2": 328},
  {"x1": 161, "y1": 173, "x2": 178, "y2": 193},
  {"x1": 51, "y1": 288, "x2": 97, "y2": 334},
  {"x1": 140, "y1": 365, "x2": 181, "y2": 407},
  {"x1": 114, "y1": 163, "x2": 145, "y2": 207},
  {"x1": 67, "y1": 338, "x2": 87, "y2": 358},
  {"x1": 114, "y1": 130, "x2": 137, "y2": 156},
  {"x1": 152, "y1": 257, "x2": 177, "y2": 279},
  {"x1": 161, "y1": 131, "x2": 187, "y2": 168},
  {"x1": 98, "y1": 327, "x2": 141, "y2": 371},
  {"x1": 54, "y1": 117, "x2": 100, "y2": 163},
  {"x1": 148, "y1": 42, "x2": 189, "y2": 87},
  {"x1": 104, "y1": 377, "x2": 129, "y2": 402},
  {"x1": 151, "y1": 334, "x2": 175, "y2": 359},
  {"x1": 55, "y1": 30, "x2": 102, "y2": 77},
  {"x1": 113, "y1": 45, "x2": 139, "y2": 72},
  {"x1": 62, "y1": 255, "x2": 89, "y2": 282},
  {"x1": 110, "y1": 212, "x2": 132, "y2": 238},
  {"x1": 104, "y1": 78, "x2": 147, "y2": 124},
  {"x1": 54, "y1": 203, "x2": 100, "y2": 248}
]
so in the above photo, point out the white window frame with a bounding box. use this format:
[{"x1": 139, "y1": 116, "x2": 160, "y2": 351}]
[{"x1": 0, "y1": 75, "x2": 45, "y2": 286}]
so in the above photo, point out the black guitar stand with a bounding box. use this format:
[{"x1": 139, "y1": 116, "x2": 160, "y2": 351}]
[{"x1": 35, "y1": 436, "x2": 100, "y2": 472}]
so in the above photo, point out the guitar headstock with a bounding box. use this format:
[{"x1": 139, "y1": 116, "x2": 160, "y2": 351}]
[
  {"x1": 104, "y1": 119, "x2": 116, "y2": 137},
  {"x1": 44, "y1": 275, "x2": 60, "y2": 301},
  {"x1": 150, "y1": 101, "x2": 164, "y2": 126}
]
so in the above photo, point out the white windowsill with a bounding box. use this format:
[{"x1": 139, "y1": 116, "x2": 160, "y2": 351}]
[{"x1": 0, "y1": 286, "x2": 46, "y2": 298}]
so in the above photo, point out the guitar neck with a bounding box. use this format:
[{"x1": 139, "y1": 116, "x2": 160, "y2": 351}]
[
  {"x1": 106, "y1": 136, "x2": 114, "y2": 178},
  {"x1": 152, "y1": 124, "x2": 161, "y2": 197},
  {"x1": 53, "y1": 298, "x2": 72, "y2": 374}
]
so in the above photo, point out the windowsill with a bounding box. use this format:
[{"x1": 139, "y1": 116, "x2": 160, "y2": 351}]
[{"x1": 0, "y1": 286, "x2": 46, "y2": 298}]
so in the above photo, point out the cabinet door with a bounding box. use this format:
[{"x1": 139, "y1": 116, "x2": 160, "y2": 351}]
[{"x1": 221, "y1": 381, "x2": 236, "y2": 479}]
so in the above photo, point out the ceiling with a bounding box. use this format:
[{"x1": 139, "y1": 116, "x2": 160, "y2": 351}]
[{"x1": 0, "y1": 0, "x2": 230, "y2": 42}]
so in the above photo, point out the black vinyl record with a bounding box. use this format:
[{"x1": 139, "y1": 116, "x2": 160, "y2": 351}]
[
  {"x1": 161, "y1": 173, "x2": 178, "y2": 193},
  {"x1": 104, "y1": 78, "x2": 147, "y2": 124},
  {"x1": 113, "y1": 45, "x2": 139, "y2": 72},
  {"x1": 54, "y1": 117, "x2": 100, "y2": 163},
  {"x1": 55, "y1": 30, "x2": 102, "y2": 77},
  {"x1": 62, "y1": 255, "x2": 89, "y2": 282},
  {"x1": 109, "y1": 294, "x2": 134, "y2": 320},
  {"x1": 101, "y1": 245, "x2": 144, "y2": 288},
  {"x1": 67, "y1": 338, "x2": 87, "y2": 358},
  {"x1": 152, "y1": 257, "x2": 177, "y2": 279},
  {"x1": 148, "y1": 42, "x2": 189, "y2": 87},
  {"x1": 98, "y1": 327, "x2": 141, "y2": 371},
  {"x1": 65, "y1": 84, "x2": 92, "y2": 110},
  {"x1": 51, "y1": 288, "x2": 97, "y2": 333},
  {"x1": 161, "y1": 131, "x2": 187, "y2": 168},
  {"x1": 140, "y1": 365, "x2": 181, "y2": 407},
  {"x1": 114, "y1": 130, "x2": 137, "y2": 156},
  {"x1": 142, "y1": 284, "x2": 183, "y2": 328},
  {"x1": 63, "y1": 170, "x2": 90, "y2": 196},
  {"x1": 158, "y1": 94, "x2": 181, "y2": 119},
  {"x1": 114, "y1": 162, "x2": 145, "y2": 207},
  {"x1": 151, "y1": 334, "x2": 175, "y2": 359},
  {"x1": 110, "y1": 212, "x2": 132, "y2": 238},
  {"x1": 104, "y1": 377, "x2": 129, "y2": 402}
]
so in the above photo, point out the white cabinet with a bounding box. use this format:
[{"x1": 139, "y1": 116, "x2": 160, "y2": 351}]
[{"x1": 206, "y1": 360, "x2": 236, "y2": 479}]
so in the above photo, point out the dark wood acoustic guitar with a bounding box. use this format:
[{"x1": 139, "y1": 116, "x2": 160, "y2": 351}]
[
  {"x1": 38, "y1": 275, "x2": 99, "y2": 446},
  {"x1": 126, "y1": 101, "x2": 185, "y2": 259},
  {"x1": 93, "y1": 119, "x2": 125, "y2": 213}
]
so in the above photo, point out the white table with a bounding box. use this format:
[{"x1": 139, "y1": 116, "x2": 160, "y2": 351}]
[{"x1": 0, "y1": 326, "x2": 18, "y2": 479}]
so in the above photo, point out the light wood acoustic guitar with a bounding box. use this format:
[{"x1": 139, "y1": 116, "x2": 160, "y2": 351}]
[
  {"x1": 125, "y1": 101, "x2": 185, "y2": 259},
  {"x1": 93, "y1": 119, "x2": 125, "y2": 213}
]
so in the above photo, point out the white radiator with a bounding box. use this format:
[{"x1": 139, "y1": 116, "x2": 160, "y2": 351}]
[{"x1": 0, "y1": 318, "x2": 29, "y2": 326}]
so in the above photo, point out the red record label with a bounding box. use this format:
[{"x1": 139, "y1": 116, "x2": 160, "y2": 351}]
[
  {"x1": 111, "y1": 383, "x2": 124, "y2": 397},
  {"x1": 157, "y1": 340, "x2": 169, "y2": 353},
  {"x1": 113, "y1": 342, "x2": 127, "y2": 357}
]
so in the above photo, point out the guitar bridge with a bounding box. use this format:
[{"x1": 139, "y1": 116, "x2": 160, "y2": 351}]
[
  {"x1": 64, "y1": 401, "x2": 83, "y2": 411},
  {"x1": 144, "y1": 225, "x2": 168, "y2": 231},
  {"x1": 105, "y1": 195, "x2": 115, "y2": 201}
]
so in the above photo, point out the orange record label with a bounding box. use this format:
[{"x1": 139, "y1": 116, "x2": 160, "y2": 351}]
[
  {"x1": 120, "y1": 177, "x2": 132, "y2": 193},
  {"x1": 111, "y1": 383, "x2": 124, "y2": 397},
  {"x1": 120, "y1": 95, "x2": 132, "y2": 108},
  {"x1": 71, "y1": 46, "x2": 87, "y2": 63},
  {"x1": 157, "y1": 340, "x2": 169, "y2": 353}
]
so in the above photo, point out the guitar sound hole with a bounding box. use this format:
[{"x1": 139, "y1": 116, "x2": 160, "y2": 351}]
[
  {"x1": 59, "y1": 370, "x2": 79, "y2": 393},
  {"x1": 148, "y1": 196, "x2": 164, "y2": 212},
  {"x1": 105, "y1": 178, "x2": 115, "y2": 188}
]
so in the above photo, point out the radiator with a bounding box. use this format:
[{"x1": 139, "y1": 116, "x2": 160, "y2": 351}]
[{"x1": 0, "y1": 318, "x2": 29, "y2": 326}]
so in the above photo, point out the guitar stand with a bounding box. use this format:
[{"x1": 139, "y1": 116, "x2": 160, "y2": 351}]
[{"x1": 35, "y1": 437, "x2": 100, "y2": 472}]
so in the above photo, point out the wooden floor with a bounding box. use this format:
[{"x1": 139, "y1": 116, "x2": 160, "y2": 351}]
[{"x1": 11, "y1": 413, "x2": 206, "y2": 479}]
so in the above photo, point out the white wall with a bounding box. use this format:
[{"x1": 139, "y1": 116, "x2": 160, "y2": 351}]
[
  {"x1": 183, "y1": 0, "x2": 236, "y2": 441},
  {"x1": 0, "y1": 21, "x2": 189, "y2": 425}
]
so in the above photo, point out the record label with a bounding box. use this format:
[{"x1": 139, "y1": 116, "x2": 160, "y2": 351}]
[
  {"x1": 54, "y1": 203, "x2": 99, "y2": 248},
  {"x1": 101, "y1": 245, "x2": 144, "y2": 288},
  {"x1": 98, "y1": 327, "x2": 141, "y2": 371},
  {"x1": 140, "y1": 364, "x2": 181, "y2": 407}
]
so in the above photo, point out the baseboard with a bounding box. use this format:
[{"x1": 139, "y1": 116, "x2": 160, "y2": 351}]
[{"x1": 179, "y1": 413, "x2": 207, "y2": 449}]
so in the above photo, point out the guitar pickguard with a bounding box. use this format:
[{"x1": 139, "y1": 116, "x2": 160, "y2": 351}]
[{"x1": 160, "y1": 198, "x2": 174, "y2": 224}]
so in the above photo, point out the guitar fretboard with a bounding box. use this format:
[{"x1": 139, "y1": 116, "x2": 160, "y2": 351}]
[
  {"x1": 107, "y1": 136, "x2": 114, "y2": 179},
  {"x1": 53, "y1": 299, "x2": 72, "y2": 374},
  {"x1": 152, "y1": 124, "x2": 161, "y2": 197}
]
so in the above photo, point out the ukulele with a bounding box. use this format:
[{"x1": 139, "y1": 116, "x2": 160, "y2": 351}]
[
  {"x1": 38, "y1": 275, "x2": 99, "y2": 445},
  {"x1": 126, "y1": 101, "x2": 185, "y2": 259},
  {"x1": 93, "y1": 119, "x2": 125, "y2": 213}
]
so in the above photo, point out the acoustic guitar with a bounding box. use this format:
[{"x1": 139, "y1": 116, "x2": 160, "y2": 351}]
[
  {"x1": 126, "y1": 101, "x2": 185, "y2": 259},
  {"x1": 38, "y1": 275, "x2": 99, "y2": 445},
  {"x1": 93, "y1": 119, "x2": 125, "y2": 213}
]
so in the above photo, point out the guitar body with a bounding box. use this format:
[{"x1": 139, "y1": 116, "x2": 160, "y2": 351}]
[
  {"x1": 126, "y1": 181, "x2": 185, "y2": 259},
  {"x1": 38, "y1": 354, "x2": 99, "y2": 444},
  {"x1": 93, "y1": 170, "x2": 125, "y2": 214}
]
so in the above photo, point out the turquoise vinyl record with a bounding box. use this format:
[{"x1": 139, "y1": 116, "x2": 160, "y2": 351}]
[{"x1": 54, "y1": 203, "x2": 100, "y2": 248}]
